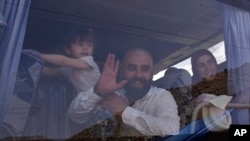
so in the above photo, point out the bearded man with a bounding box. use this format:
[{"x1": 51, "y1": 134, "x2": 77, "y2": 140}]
[{"x1": 68, "y1": 48, "x2": 179, "y2": 137}]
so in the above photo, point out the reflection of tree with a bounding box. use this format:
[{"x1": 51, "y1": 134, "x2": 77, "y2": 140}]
[
  {"x1": 192, "y1": 62, "x2": 250, "y2": 98},
  {"x1": 67, "y1": 116, "x2": 161, "y2": 140},
  {"x1": 192, "y1": 69, "x2": 228, "y2": 98},
  {"x1": 14, "y1": 135, "x2": 51, "y2": 141},
  {"x1": 68, "y1": 127, "x2": 161, "y2": 141},
  {"x1": 169, "y1": 86, "x2": 194, "y2": 128}
]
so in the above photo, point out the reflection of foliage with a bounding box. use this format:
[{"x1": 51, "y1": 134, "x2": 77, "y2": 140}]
[
  {"x1": 15, "y1": 135, "x2": 52, "y2": 141},
  {"x1": 68, "y1": 116, "x2": 161, "y2": 141},
  {"x1": 69, "y1": 117, "x2": 115, "y2": 139},
  {"x1": 192, "y1": 69, "x2": 228, "y2": 98},
  {"x1": 191, "y1": 69, "x2": 228, "y2": 121},
  {"x1": 170, "y1": 86, "x2": 194, "y2": 128},
  {"x1": 192, "y1": 62, "x2": 250, "y2": 98}
]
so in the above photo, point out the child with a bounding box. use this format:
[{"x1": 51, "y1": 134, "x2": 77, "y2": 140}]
[{"x1": 42, "y1": 27, "x2": 100, "y2": 93}]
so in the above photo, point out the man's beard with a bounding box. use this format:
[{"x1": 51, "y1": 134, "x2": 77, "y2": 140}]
[{"x1": 124, "y1": 78, "x2": 152, "y2": 104}]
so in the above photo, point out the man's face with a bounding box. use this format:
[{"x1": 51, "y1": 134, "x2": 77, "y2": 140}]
[{"x1": 122, "y1": 50, "x2": 153, "y2": 99}]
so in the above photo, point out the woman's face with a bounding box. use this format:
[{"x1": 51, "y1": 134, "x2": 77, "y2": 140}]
[{"x1": 196, "y1": 54, "x2": 218, "y2": 81}]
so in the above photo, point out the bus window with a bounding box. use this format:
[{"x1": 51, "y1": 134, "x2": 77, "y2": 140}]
[{"x1": 0, "y1": 0, "x2": 250, "y2": 140}]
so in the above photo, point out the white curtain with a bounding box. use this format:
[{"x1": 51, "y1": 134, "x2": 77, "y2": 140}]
[
  {"x1": 223, "y1": 4, "x2": 250, "y2": 124},
  {"x1": 0, "y1": 0, "x2": 31, "y2": 122}
]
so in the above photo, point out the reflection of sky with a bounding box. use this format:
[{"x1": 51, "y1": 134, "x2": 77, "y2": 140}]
[{"x1": 153, "y1": 41, "x2": 226, "y2": 81}]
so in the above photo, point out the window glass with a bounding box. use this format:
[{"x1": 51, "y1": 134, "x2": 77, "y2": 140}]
[{"x1": 1, "y1": 0, "x2": 250, "y2": 140}]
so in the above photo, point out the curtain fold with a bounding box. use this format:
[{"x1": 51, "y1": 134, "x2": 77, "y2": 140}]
[
  {"x1": 223, "y1": 4, "x2": 250, "y2": 124},
  {"x1": 22, "y1": 78, "x2": 76, "y2": 139},
  {"x1": 0, "y1": 0, "x2": 31, "y2": 122}
]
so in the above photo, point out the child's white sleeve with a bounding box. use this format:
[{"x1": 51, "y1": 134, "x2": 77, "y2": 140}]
[{"x1": 81, "y1": 56, "x2": 95, "y2": 67}]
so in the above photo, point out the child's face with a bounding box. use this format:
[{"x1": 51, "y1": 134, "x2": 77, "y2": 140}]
[{"x1": 67, "y1": 39, "x2": 94, "y2": 58}]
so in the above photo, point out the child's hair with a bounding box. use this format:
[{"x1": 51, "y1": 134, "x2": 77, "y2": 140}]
[{"x1": 64, "y1": 27, "x2": 94, "y2": 49}]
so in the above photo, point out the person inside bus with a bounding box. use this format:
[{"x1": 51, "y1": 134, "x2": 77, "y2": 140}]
[
  {"x1": 42, "y1": 27, "x2": 100, "y2": 94},
  {"x1": 187, "y1": 49, "x2": 230, "y2": 140},
  {"x1": 18, "y1": 27, "x2": 101, "y2": 138},
  {"x1": 160, "y1": 50, "x2": 231, "y2": 141},
  {"x1": 68, "y1": 48, "x2": 180, "y2": 138},
  {"x1": 191, "y1": 49, "x2": 228, "y2": 98},
  {"x1": 162, "y1": 67, "x2": 193, "y2": 128}
]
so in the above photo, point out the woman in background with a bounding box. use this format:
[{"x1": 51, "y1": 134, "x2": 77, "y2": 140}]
[{"x1": 191, "y1": 49, "x2": 228, "y2": 98}]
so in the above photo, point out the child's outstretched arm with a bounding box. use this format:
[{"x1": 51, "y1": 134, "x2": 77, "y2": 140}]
[{"x1": 42, "y1": 54, "x2": 92, "y2": 70}]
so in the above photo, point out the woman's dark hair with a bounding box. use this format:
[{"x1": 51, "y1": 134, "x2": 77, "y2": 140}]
[
  {"x1": 191, "y1": 49, "x2": 218, "y2": 83},
  {"x1": 64, "y1": 27, "x2": 94, "y2": 49}
]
